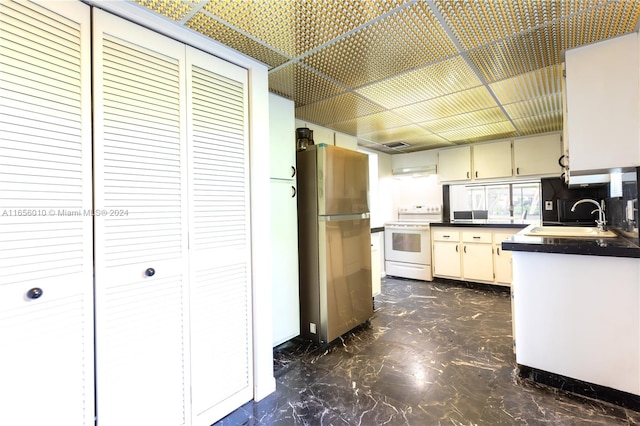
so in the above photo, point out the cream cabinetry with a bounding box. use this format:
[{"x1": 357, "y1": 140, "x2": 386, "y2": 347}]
[
  {"x1": 472, "y1": 140, "x2": 512, "y2": 179},
  {"x1": 438, "y1": 146, "x2": 472, "y2": 181},
  {"x1": 461, "y1": 231, "x2": 494, "y2": 282},
  {"x1": 269, "y1": 94, "x2": 300, "y2": 347},
  {"x1": 513, "y1": 134, "x2": 562, "y2": 177},
  {"x1": 371, "y1": 232, "x2": 382, "y2": 296},
  {"x1": 335, "y1": 132, "x2": 358, "y2": 151},
  {"x1": 564, "y1": 32, "x2": 640, "y2": 172},
  {"x1": 493, "y1": 232, "x2": 515, "y2": 286},
  {"x1": 432, "y1": 227, "x2": 520, "y2": 286},
  {"x1": 432, "y1": 229, "x2": 462, "y2": 278}
]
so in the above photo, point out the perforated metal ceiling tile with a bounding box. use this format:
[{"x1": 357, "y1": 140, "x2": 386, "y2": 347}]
[
  {"x1": 490, "y1": 65, "x2": 562, "y2": 105},
  {"x1": 358, "y1": 124, "x2": 434, "y2": 144},
  {"x1": 513, "y1": 112, "x2": 563, "y2": 135},
  {"x1": 421, "y1": 107, "x2": 509, "y2": 134},
  {"x1": 327, "y1": 111, "x2": 411, "y2": 136},
  {"x1": 202, "y1": 0, "x2": 411, "y2": 57},
  {"x1": 187, "y1": 12, "x2": 289, "y2": 68},
  {"x1": 356, "y1": 56, "x2": 482, "y2": 109},
  {"x1": 295, "y1": 93, "x2": 384, "y2": 126},
  {"x1": 269, "y1": 64, "x2": 346, "y2": 106},
  {"x1": 438, "y1": 121, "x2": 518, "y2": 143},
  {"x1": 133, "y1": 0, "x2": 195, "y2": 21},
  {"x1": 502, "y1": 94, "x2": 562, "y2": 120},
  {"x1": 302, "y1": 2, "x2": 457, "y2": 89},
  {"x1": 393, "y1": 86, "x2": 499, "y2": 123}
]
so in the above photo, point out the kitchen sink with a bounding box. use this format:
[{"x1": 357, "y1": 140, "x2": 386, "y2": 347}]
[{"x1": 524, "y1": 225, "x2": 617, "y2": 238}]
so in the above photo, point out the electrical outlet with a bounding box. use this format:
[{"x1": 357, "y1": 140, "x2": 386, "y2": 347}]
[
  {"x1": 545, "y1": 201, "x2": 553, "y2": 211},
  {"x1": 310, "y1": 323, "x2": 317, "y2": 334}
]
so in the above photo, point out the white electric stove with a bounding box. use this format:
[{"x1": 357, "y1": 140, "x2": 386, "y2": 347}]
[{"x1": 384, "y1": 205, "x2": 442, "y2": 281}]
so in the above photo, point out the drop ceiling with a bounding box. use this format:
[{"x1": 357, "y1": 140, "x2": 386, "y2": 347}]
[{"x1": 129, "y1": 0, "x2": 640, "y2": 154}]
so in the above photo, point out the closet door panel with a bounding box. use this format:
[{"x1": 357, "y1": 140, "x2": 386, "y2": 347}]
[
  {"x1": 186, "y1": 46, "x2": 252, "y2": 426},
  {"x1": 93, "y1": 10, "x2": 189, "y2": 426},
  {"x1": 0, "y1": 1, "x2": 94, "y2": 425}
]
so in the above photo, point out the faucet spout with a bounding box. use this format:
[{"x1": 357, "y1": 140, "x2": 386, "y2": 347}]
[{"x1": 571, "y1": 198, "x2": 607, "y2": 231}]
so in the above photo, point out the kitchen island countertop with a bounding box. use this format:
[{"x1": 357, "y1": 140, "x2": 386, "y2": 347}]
[{"x1": 502, "y1": 223, "x2": 640, "y2": 258}]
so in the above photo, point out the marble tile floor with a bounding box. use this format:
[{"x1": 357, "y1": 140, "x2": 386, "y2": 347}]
[{"x1": 214, "y1": 277, "x2": 640, "y2": 425}]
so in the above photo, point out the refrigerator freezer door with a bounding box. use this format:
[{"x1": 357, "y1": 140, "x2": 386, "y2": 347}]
[
  {"x1": 318, "y1": 215, "x2": 373, "y2": 343},
  {"x1": 317, "y1": 145, "x2": 369, "y2": 215}
]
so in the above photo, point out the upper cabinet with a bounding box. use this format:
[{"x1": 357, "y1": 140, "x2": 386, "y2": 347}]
[
  {"x1": 438, "y1": 145, "x2": 471, "y2": 181},
  {"x1": 269, "y1": 93, "x2": 296, "y2": 180},
  {"x1": 473, "y1": 140, "x2": 512, "y2": 179},
  {"x1": 513, "y1": 134, "x2": 562, "y2": 177},
  {"x1": 334, "y1": 132, "x2": 358, "y2": 151},
  {"x1": 564, "y1": 32, "x2": 640, "y2": 172}
]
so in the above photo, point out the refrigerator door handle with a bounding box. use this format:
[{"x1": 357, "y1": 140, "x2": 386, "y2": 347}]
[{"x1": 318, "y1": 213, "x2": 370, "y2": 222}]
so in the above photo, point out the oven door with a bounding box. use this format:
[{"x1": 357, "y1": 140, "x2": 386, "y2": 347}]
[{"x1": 384, "y1": 226, "x2": 430, "y2": 265}]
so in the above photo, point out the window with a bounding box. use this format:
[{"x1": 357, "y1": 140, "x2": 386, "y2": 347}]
[{"x1": 450, "y1": 181, "x2": 541, "y2": 221}]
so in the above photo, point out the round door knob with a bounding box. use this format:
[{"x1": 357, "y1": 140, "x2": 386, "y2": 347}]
[
  {"x1": 145, "y1": 268, "x2": 155, "y2": 277},
  {"x1": 26, "y1": 288, "x2": 43, "y2": 300}
]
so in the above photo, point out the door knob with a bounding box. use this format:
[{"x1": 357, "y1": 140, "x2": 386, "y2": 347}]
[
  {"x1": 26, "y1": 287, "x2": 43, "y2": 300},
  {"x1": 145, "y1": 268, "x2": 156, "y2": 277}
]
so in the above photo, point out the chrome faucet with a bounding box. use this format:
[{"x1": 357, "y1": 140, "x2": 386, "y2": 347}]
[{"x1": 571, "y1": 198, "x2": 607, "y2": 231}]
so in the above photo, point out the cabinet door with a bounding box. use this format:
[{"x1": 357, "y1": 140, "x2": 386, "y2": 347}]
[
  {"x1": 473, "y1": 140, "x2": 512, "y2": 179},
  {"x1": 186, "y1": 47, "x2": 253, "y2": 425},
  {"x1": 93, "y1": 10, "x2": 190, "y2": 426},
  {"x1": 269, "y1": 93, "x2": 296, "y2": 179},
  {"x1": 494, "y1": 245, "x2": 512, "y2": 285},
  {"x1": 270, "y1": 179, "x2": 300, "y2": 346},
  {"x1": 462, "y1": 243, "x2": 494, "y2": 282},
  {"x1": 438, "y1": 146, "x2": 471, "y2": 181},
  {"x1": 565, "y1": 33, "x2": 640, "y2": 171},
  {"x1": 0, "y1": 2, "x2": 94, "y2": 425},
  {"x1": 513, "y1": 134, "x2": 561, "y2": 177},
  {"x1": 432, "y1": 241, "x2": 462, "y2": 278}
]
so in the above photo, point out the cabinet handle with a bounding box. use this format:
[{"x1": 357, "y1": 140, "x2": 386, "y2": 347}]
[
  {"x1": 145, "y1": 268, "x2": 156, "y2": 277},
  {"x1": 291, "y1": 186, "x2": 296, "y2": 198},
  {"x1": 463, "y1": 246, "x2": 467, "y2": 253},
  {"x1": 455, "y1": 244, "x2": 458, "y2": 253},
  {"x1": 558, "y1": 154, "x2": 568, "y2": 168},
  {"x1": 466, "y1": 171, "x2": 470, "y2": 179},
  {"x1": 475, "y1": 171, "x2": 478, "y2": 178},
  {"x1": 497, "y1": 247, "x2": 501, "y2": 255},
  {"x1": 443, "y1": 235, "x2": 450, "y2": 238},
  {"x1": 472, "y1": 236, "x2": 481, "y2": 239},
  {"x1": 516, "y1": 167, "x2": 520, "y2": 175},
  {"x1": 291, "y1": 166, "x2": 296, "y2": 178},
  {"x1": 26, "y1": 287, "x2": 43, "y2": 300}
]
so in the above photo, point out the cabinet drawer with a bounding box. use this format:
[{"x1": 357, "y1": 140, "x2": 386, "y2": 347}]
[
  {"x1": 432, "y1": 230, "x2": 460, "y2": 241},
  {"x1": 493, "y1": 231, "x2": 517, "y2": 244},
  {"x1": 462, "y1": 232, "x2": 492, "y2": 243}
]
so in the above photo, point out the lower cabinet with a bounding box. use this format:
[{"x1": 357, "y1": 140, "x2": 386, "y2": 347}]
[{"x1": 432, "y1": 227, "x2": 520, "y2": 286}]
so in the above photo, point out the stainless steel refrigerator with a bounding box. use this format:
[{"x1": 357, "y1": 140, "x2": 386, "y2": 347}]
[{"x1": 296, "y1": 144, "x2": 373, "y2": 344}]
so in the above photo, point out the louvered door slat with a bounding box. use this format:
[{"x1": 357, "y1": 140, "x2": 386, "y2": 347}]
[
  {"x1": 93, "y1": 9, "x2": 189, "y2": 426},
  {"x1": 0, "y1": 1, "x2": 93, "y2": 426},
  {"x1": 186, "y1": 46, "x2": 252, "y2": 426}
]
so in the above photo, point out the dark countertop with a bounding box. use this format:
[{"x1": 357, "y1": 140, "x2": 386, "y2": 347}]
[
  {"x1": 430, "y1": 220, "x2": 530, "y2": 229},
  {"x1": 502, "y1": 224, "x2": 640, "y2": 258}
]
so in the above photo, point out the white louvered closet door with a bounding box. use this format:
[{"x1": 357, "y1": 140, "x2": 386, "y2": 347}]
[
  {"x1": 186, "y1": 47, "x2": 252, "y2": 426},
  {"x1": 0, "y1": 1, "x2": 94, "y2": 426},
  {"x1": 92, "y1": 10, "x2": 190, "y2": 426}
]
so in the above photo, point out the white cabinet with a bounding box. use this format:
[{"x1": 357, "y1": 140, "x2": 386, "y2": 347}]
[
  {"x1": 432, "y1": 229, "x2": 462, "y2": 278},
  {"x1": 438, "y1": 146, "x2": 471, "y2": 182},
  {"x1": 472, "y1": 140, "x2": 512, "y2": 179},
  {"x1": 0, "y1": 3, "x2": 94, "y2": 425},
  {"x1": 270, "y1": 95, "x2": 299, "y2": 347},
  {"x1": 493, "y1": 232, "x2": 517, "y2": 286},
  {"x1": 270, "y1": 180, "x2": 300, "y2": 346},
  {"x1": 461, "y1": 231, "x2": 494, "y2": 282},
  {"x1": 564, "y1": 32, "x2": 640, "y2": 172},
  {"x1": 432, "y1": 227, "x2": 520, "y2": 286},
  {"x1": 269, "y1": 94, "x2": 296, "y2": 180},
  {"x1": 371, "y1": 232, "x2": 382, "y2": 296},
  {"x1": 513, "y1": 134, "x2": 562, "y2": 177}
]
